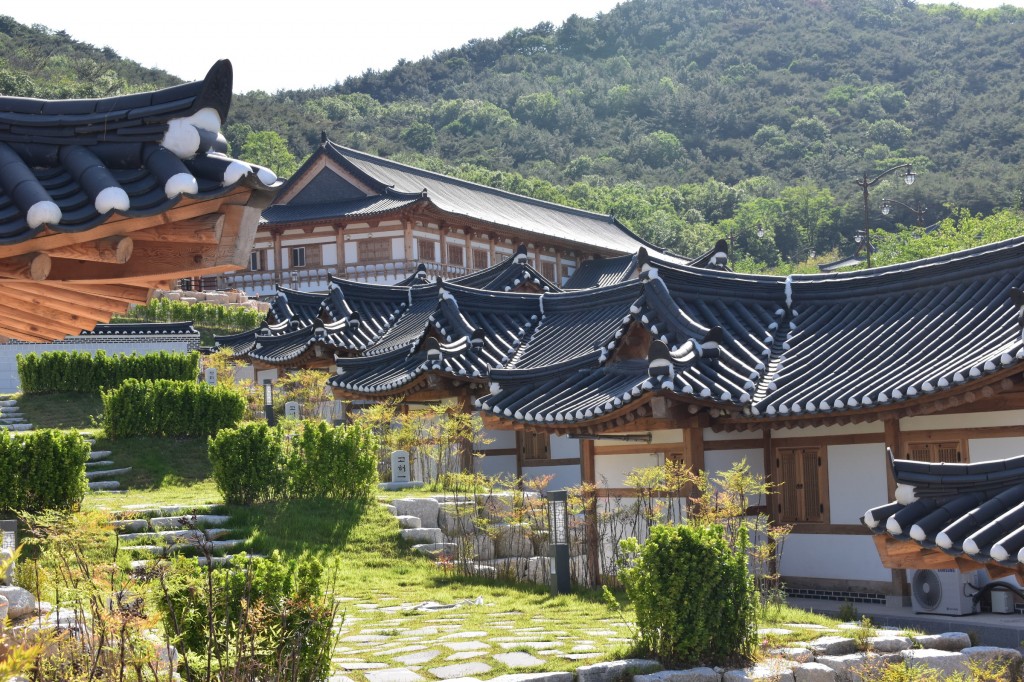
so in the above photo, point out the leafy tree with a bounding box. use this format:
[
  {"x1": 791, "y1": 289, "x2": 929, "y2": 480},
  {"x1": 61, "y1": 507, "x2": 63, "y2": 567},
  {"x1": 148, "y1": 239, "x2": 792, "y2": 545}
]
[{"x1": 241, "y1": 130, "x2": 299, "y2": 178}]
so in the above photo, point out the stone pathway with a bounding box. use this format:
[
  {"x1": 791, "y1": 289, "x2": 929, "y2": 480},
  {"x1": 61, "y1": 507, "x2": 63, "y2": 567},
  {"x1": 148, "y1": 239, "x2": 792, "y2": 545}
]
[
  {"x1": 86, "y1": 439, "x2": 129, "y2": 493},
  {"x1": 328, "y1": 598, "x2": 634, "y2": 681},
  {"x1": 110, "y1": 504, "x2": 256, "y2": 568}
]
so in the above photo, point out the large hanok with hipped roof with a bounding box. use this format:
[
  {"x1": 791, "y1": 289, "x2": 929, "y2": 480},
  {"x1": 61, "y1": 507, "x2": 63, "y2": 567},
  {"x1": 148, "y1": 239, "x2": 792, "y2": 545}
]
[
  {"x1": 308, "y1": 236, "x2": 1024, "y2": 603},
  {"x1": 217, "y1": 135, "x2": 687, "y2": 294},
  {"x1": 0, "y1": 60, "x2": 279, "y2": 340}
]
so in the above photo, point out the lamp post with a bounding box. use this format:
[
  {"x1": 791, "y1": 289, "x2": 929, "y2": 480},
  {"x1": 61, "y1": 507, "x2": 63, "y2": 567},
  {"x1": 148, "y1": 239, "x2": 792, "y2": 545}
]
[
  {"x1": 263, "y1": 379, "x2": 276, "y2": 426},
  {"x1": 880, "y1": 198, "x2": 927, "y2": 227},
  {"x1": 545, "y1": 489, "x2": 571, "y2": 595},
  {"x1": 855, "y1": 164, "x2": 916, "y2": 267}
]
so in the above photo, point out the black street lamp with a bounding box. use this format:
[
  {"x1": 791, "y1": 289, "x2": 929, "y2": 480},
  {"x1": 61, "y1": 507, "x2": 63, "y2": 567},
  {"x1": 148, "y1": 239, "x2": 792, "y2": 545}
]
[
  {"x1": 881, "y1": 198, "x2": 927, "y2": 227},
  {"x1": 545, "y1": 489, "x2": 571, "y2": 595},
  {"x1": 855, "y1": 164, "x2": 916, "y2": 267},
  {"x1": 263, "y1": 379, "x2": 277, "y2": 426}
]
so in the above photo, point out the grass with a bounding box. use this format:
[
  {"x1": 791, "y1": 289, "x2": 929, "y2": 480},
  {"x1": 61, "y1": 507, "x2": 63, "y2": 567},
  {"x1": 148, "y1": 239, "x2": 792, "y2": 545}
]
[{"x1": 14, "y1": 391, "x2": 103, "y2": 429}]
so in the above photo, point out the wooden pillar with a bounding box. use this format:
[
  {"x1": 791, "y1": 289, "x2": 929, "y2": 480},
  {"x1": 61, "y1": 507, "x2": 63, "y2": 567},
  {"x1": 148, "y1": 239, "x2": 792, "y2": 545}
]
[
  {"x1": 555, "y1": 249, "x2": 563, "y2": 285},
  {"x1": 682, "y1": 425, "x2": 704, "y2": 473},
  {"x1": 335, "y1": 223, "x2": 346, "y2": 277},
  {"x1": 884, "y1": 418, "x2": 910, "y2": 605},
  {"x1": 489, "y1": 234, "x2": 496, "y2": 266},
  {"x1": 272, "y1": 229, "x2": 283, "y2": 284},
  {"x1": 580, "y1": 438, "x2": 601, "y2": 586},
  {"x1": 762, "y1": 426, "x2": 774, "y2": 514},
  {"x1": 440, "y1": 225, "x2": 449, "y2": 277},
  {"x1": 403, "y1": 219, "x2": 414, "y2": 264}
]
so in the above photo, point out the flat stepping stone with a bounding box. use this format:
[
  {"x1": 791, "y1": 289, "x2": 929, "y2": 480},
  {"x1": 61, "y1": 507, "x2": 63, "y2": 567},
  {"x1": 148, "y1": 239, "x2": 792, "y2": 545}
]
[
  {"x1": 563, "y1": 653, "x2": 602, "y2": 660},
  {"x1": 428, "y1": 662, "x2": 492, "y2": 679},
  {"x1": 88, "y1": 480, "x2": 121, "y2": 491},
  {"x1": 498, "y1": 642, "x2": 556, "y2": 650},
  {"x1": 86, "y1": 461, "x2": 115, "y2": 468},
  {"x1": 441, "y1": 632, "x2": 490, "y2": 640},
  {"x1": 111, "y1": 519, "x2": 148, "y2": 533},
  {"x1": 446, "y1": 642, "x2": 490, "y2": 652},
  {"x1": 337, "y1": 662, "x2": 389, "y2": 671},
  {"x1": 5, "y1": 424, "x2": 32, "y2": 431},
  {"x1": 447, "y1": 652, "x2": 484, "y2": 661},
  {"x1": 493, "y1": 652, "x2": 545, "y2": 668},
  {"x1": 393, "y1": 650, "x2": 441, "y2": 665},
  {"x1": 86, "y1": 467, "x2": 132, "y2": 480},
  {"x1": 341, "y1": 634, "x2": 391, "y2": 643},
  {"x1": 366, "y1": 669, "x2": 424, "y2": 682},
  {"x1": 89, "y1": 450, "x2": 113, "y2": 460}
]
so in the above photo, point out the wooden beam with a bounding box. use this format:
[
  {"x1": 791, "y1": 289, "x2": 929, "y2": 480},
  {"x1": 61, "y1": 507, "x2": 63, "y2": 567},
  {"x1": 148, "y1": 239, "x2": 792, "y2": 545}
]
[
  {"x1": 0, "y1": 302, "x2": 86, "y2": 337},
  {"x1": 130, "y1": 214, "x2": 224, "y2": 245},
  {"x1": 0, "y1": 323, "x2": 53, "y2": 342},
  {"x1": 38, "y1": 281, "x2": 152, "y2": 304},
  {"x1": 48, "y1": 237, "x2": 133, "y2": 264},
  {"x1": 0, "y1": 311, "x2": 72, "y2": 340},
  {"x1": 47, "y1": 241, "x2": 214, "y2": 282},
  {"x1": 0, "y1": 284, "x2": 115, "y2": 320},
  {"x1": 0, "y1": 253, "x2": 50, "y2": 281}
]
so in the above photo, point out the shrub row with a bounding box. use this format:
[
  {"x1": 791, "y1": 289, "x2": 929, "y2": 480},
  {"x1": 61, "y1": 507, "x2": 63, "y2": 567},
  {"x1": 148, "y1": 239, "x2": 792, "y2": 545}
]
[
  {"x1": 0, "y1": 429, "x2": 89, "y2": 512},
  {"x1": 208, "y1": 421, "x2": 378, "y2": 505},
  {"x1": 18, "y1": 350, "x2": 200, "y2": 394},
  {"x1": 101, "y1": 379, "x2": 245, "y2": 439},
  {"x1": 115, "y1": 298, "x2": 263, "y2": 331}
]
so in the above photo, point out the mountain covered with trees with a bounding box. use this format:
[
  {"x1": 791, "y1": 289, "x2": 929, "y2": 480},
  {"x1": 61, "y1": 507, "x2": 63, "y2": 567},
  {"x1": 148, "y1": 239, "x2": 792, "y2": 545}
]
[{"x1": 3, "y1": 0, "x2": 1024, "y2": 270}]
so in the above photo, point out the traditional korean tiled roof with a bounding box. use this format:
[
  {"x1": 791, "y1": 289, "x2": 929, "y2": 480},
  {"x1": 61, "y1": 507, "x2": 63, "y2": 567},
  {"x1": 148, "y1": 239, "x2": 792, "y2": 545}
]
[
  {"x1": 563, "y1": 254, "x2": 637, "y2": 289},
  {"x1": 272, "y1": 139, "x2": 689, "y2": 259},
  {"x1": 261, "y1": 193, "x2": 423, "y2": 225},
  {"x1": 461, "y1": 237, "x2": 1024, "y2": 430},
  {"x1": 0, "y1": 60, "x2": 278, "y2": 244},
  {"x1": 452, "y1": 245, "x2": 560, "y2": 292},
  {"x1": 79, "y1": 321, "x2": 197, "y2": 336},
  {"x1": 864, "y1": 451, "x2": 1024, "y2": 568}
]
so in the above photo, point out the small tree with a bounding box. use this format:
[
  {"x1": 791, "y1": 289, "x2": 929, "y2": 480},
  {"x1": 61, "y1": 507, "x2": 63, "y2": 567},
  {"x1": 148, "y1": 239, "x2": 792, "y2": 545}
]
[{"x1": 620, "y1": 523, "x2": 756, "y2": 667}]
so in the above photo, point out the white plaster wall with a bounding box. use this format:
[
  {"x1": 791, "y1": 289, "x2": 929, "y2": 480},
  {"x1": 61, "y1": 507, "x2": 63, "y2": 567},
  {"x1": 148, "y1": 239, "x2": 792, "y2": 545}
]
[
  {"x1": 704, "y1": 449, "x2": 766, "y2": 506},
  {"x1": 550, "y1": 435, "x2": 580, "y2": 460},
  {"x1": 344, "y1": 242, "x2": 356, "y2": 263},
  {"x1": 827, "y1": 443, "x2": 889, "y2": 524},
  {"x1": 391, "y1": 238, "x2": 403, "y2": 261},
  {"x1": 521, "y1": 463, "x2": 581, "y2": 490},
  {"x1": 704, "y1": 428, "x2": 762, "y2": 443},
  {"x1": 479, "y1": 428, "x2": 516, "y2": 450},
  {"x1": 780, "y1": 534, "x2": 891, "y2": 582},
  {"x1": 903, "y1": 410, "x2": 1024, "y2": 431},
  {"x1": 595, "y1": 452, "x2": 661, "y2": 487},
  {"x1": 968, "y1": 437, "x2": 1024, "y2": 463},
  {"x1": 476, "y1": 454, "x2": 517, "y2": 480},
  {"x1": 255, "y1": 368, "x2": 280, "y2": 384},
  {"x1": 322, "y1": 246, "x2": 337, "y2": 267}
]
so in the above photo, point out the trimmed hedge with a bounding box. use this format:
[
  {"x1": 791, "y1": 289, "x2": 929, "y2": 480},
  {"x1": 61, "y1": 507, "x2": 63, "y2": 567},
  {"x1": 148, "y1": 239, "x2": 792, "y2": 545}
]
[
  {"x1": 208, "y1": 421, "x2": 378, "y2": 505},
  {"x1": 18, "y1": 350, "x2": 200, "y2": 394},
  {"x1": 101, "y1": 379, "x2": 245, "y2": 439},
  {"x1": 115, "y1": 298, "x2": 263, "y2": 331},
  {"x1": 0, "y1": 429, "x2": 90, "y2": 512}
]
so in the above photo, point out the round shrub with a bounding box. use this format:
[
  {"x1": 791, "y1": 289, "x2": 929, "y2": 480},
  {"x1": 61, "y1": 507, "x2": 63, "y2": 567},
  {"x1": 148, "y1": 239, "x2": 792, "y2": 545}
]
[
  {"x1": 208, "y1": 422, "x2": 286, "y2": 504},
  {"x1": 620, "y1": 523, "x2": 756, "y2": 667}
]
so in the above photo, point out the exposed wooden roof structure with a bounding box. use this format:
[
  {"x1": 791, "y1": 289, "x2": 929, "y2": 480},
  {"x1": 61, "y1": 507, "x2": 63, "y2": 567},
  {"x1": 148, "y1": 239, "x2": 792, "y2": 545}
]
[
  {"x1": 0, "y1": 60, "x2": 278, "y2": 340},
  {"x1": 262, "y1": 235, "x2": 1024, "y2": 434},
  {"x1": 864, "y1": 451, "x2": 1024, "y2": 580}
]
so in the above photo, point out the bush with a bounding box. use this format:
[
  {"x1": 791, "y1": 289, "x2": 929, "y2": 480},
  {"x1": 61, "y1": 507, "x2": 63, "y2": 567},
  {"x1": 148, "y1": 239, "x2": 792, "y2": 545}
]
[
  {"x1": 620, "y1": 523, "x2": 756, "y2": 667},
  {"x1": 207, "y1": 422, "x2": 287, "y2": 505},
  {"x1": 208, "y1": 421, "x2": 379, "y2": 505},
  {"x1": 0, "y1": 429, "x2": 89, "y2": 512},
  {"x1": 157, "y1": 552, "x2": 334, "y2": 682},
  {"x1": 18, "y1": 350, "x2": 200, "y2": 394},
  {"x1": 101, "y1": 378, "x2": 245, "y2": 439},
  {"x1": 113, "y1": 298, "x2": 263, "y2": 331}
]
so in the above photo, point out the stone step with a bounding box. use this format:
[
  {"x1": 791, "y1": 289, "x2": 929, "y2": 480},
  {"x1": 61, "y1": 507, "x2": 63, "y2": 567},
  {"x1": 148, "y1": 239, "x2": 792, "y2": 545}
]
[
  {"x1": 118, "y1": 528, "x2": 233, "y2": 545},
  {"x1": 91, "y1": 489, "x2": 126, "y2": 494},
  {"x1": 3, "y1": 424, "x2": 32, "y2": 432},
  {"x1": 0, "y1": 408, "x2": 23, "y2": 416},
  {"x1": 113, "y1": 504, "x2": 220, "y2": 519},
  {"x1": 0, "y1": 417, "x2": 26, "y2": 424},
  {"x1": 122, "y1": 538, "x2": 246, "y2": 557},
  {"x1": 129, "y1": 553, "x2": 264, "y2": 572},
  {"x1": 89, "y1": 450, "x2": 112, "y2": 460},
  {"x1": 149, "y1": 515, "x2": 232, "y2": 530},
  {"x1": 88, "y1": 480, "x2": 121, "y2": 491},
  {"x1": 86, "y1": 467, "x2": 132, "y2": 480},
  {"x1": 86, "y1": 460, "x2": 115, "y2": 468},
  {"x1": 0, "y1": 399, "x2": 17, "y2": 407}
]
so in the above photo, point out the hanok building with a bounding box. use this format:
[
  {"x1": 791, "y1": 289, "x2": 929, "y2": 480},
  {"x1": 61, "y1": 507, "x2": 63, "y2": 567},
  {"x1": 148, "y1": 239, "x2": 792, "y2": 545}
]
[
  {"x1": 213, "y1": 136, "x2": 686, "y2": 294},
  {"x1": 0, "y1": 60, "x2": 278, "y2": 340},
  {"x1": 226, "y1": 235, "x2": 1024, "y2": 605}
]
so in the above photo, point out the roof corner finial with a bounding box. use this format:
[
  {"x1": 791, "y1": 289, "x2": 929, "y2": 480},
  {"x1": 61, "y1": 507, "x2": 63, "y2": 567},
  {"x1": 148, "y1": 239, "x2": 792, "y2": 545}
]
[
  {"x1": 1011, "y1": 288, "x2": 1024, "y2": 332},
  {"x1": 514, "y1": 244, "x2": 529, "y2": 264},
  {"x1": 647, "y1": 338, "x2": 673, "y2": 379},
  {"x1": 320, "y1": 131, "x2": 328, "y2": 146}
]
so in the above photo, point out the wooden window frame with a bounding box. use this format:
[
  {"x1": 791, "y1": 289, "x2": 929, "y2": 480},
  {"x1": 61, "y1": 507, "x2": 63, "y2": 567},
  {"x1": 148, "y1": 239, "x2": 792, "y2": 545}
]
[
  {"x1": 518, "y1": 430, "x2": 551, "y2": 463},
  {"x1": 904, "y1": 440, "x2": 968, "y2": 464},
  {"x1": 447, "y1": 243, "x2": 464, "y2": 267},
  {"x1": 540, "y1": 261, "x2": 556, "y2": 281},
  {"x1": 358, "y1": 238, "x2": 392, "y2": 263},
  {"x1": 472, "y1": 248, "x2": 489, "y2": 270},
  {"x1": 290, "y1": 246, "x2": 305, "y2": 269},
  {"x1": 248, "y1": 249, "x2": 266, "y2": 271},
  {"x1": 418, "y1": 238, "x2": 436, "y2": 262},
  {"x1": 772, "y1": 445, "x2": 829, "y2": 524}
]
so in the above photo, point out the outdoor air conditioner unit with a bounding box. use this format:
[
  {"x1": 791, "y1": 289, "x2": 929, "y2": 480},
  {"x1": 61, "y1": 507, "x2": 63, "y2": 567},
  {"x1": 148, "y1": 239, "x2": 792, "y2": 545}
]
[{"x1": 909, "y1": 569, "x2": 982, "y2": 616}]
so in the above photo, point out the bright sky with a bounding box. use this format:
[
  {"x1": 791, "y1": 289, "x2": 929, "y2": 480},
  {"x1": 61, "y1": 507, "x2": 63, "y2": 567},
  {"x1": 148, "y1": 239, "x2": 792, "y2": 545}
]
[{"x1": 4, "y1": 0, "x2": 1023, "y2": 94}]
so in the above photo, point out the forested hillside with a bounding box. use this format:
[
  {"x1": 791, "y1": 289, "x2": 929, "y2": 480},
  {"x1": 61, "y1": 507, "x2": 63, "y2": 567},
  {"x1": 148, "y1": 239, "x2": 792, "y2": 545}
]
[{"x1": 3, "y1": 0, "x2": 1024, "y2": 269}]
